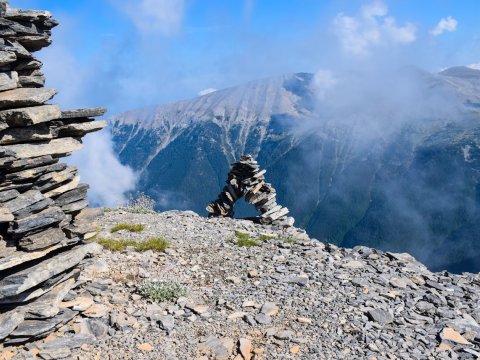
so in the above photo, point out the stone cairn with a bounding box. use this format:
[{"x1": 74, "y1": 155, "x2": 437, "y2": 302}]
[
  {"x1": 0, "y1": 3, "x2": 106, "y2": 344},
  {"x1": 207, "y1": 155, "x2": 294, "y2": 227}
]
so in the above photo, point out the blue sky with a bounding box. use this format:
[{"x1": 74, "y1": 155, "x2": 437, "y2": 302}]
[{"x1": 10, "y1": 0, "x2": 480, "y2": 115}]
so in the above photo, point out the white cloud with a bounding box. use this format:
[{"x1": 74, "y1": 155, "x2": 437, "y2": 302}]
[
  {"x1": 198, "y1": 88, "x2": 217, "y2": 96},
  {"x1": 334, "y1": 1, "x2": 416, "y2": 56},
  {"x1": 111, "y1": 0, "x2": 185, "y2": 36},
  {"x1": 67, "y1": 129, "x2": 137, "y2": 207},
  {"x1": 430, "y1": 16, "x2": 458, "y2": 36},
  {"x1": 313, "y1": 69, "x2": 337, "y2": 100}
]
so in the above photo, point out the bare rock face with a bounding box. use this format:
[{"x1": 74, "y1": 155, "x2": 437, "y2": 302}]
[{"x1": 0, "y1": 2, "x2": 106, "y2": 344}]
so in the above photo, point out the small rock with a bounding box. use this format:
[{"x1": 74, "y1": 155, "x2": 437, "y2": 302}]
[
  {"x1": 255, "y1": 313, "x2": 272, "y2": 325},
  {"x1": 440, "y1": 327, "x2": 471, "y2": 345},
  {"x1": 158, "y1": 315, "x2": 175, "y2": 334},
  {"x1": 367, "y1": 309, "x2": 393, "y2": 325},
  {"x1": 342, "y1": 260, "x2": 364, "y2": 269},
  {"x1": 83, "y1": 304, "x2": 109, "y2": 318},
  {"x1": 275, "y1": 330, "x2": 294, "y2": 340},
  {"x1": 228, "y1": 311, "x2": 247, "y2": 320},
  {"x1": 238, "y1": 338, "x2": 252, "y2": 360},
  {"x1": 242, "y1": 300, "x2": 256, "y2": 308},
  {"x1": 137, "y1": 343, "x2": 153, "y2": 352},
  {"x1": 297, "y1": 317, "x2": 312, "y2": 324},
  {"x1": 290, "y1": 345, "x2": 300, "y2": 354},
  {"x1": 260, "y1": 302, "x2": 279, "y2": 316}
]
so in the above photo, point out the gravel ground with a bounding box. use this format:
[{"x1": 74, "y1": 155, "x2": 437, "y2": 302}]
[{"x1": 2, "y1": 209, "x2": 479, "y2": 360}]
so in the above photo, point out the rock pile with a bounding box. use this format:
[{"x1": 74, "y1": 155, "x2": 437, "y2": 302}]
[
  {"x1": 207, "y1": 155, "x2": 294, "y2": 227},
  {"x1": 0, "y1": 2, "x2": 105, "y2": 344}
]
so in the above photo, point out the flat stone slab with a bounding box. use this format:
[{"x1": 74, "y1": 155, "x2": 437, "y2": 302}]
[
  {"x1": 0, "y1": 243, "x2": 100, "y2": 300},
  {"x1": 9, "y1": 205, "x2": 64, "y2": 236},
  {"x1": 57, "y1": 120, "x2": 107, "y2": 136},
  {"x1": 18, "y1": 226, "x2": 67, "y2": 251},
  {"x1": 60, "y1": 107, "x2": 107, "y2": 119},
  {"x1": 0, "y1": 104, "x2": 61, "y2": 127},
  {"x1": 3, "y1": 137, "x2": 82, "y2": 159},
  {"x1": 0, "y1": 244, "x2": 62, "y2": 272},
  {"x1": 9, "y1": 308, "x2": 76, "y2": 338},
  {"x1": 0, "y1": 88, "x2": 56, "y2": 110}
]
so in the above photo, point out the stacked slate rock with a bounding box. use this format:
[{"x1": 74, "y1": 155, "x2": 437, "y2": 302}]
[
  {"x1": 0, "y1": 3, "x2": 106, "y2": 344},
  {"x1": 207, "y1": 155, "x2": 294, "y2": 227}
]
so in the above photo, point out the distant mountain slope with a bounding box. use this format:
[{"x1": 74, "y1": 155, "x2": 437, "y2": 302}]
[{"x1": 109, "y1": 69, "x2": 480, "y2": 273}]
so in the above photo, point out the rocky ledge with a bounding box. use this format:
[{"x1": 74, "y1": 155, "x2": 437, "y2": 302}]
[{"x1": 1, "y1": 210, "x2": 478, "y2": 359}]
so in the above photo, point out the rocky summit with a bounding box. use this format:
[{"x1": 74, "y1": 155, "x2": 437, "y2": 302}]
[
  {"x1": 0, "y1": 1, "x2": 105, "y2": 347},
  {"x1": 1, "y1": 209, "x2": 478, "y2": 359}
]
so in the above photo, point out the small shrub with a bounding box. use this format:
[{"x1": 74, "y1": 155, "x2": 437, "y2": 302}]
[
  {"x1": 96, "y1": 238, "x2": 137, "y2": 251},
  {"x1": 136, "y1": 237, "x2": 170, "y2": 252},
  {"x1": 137, "y1": 280, "x2": 188, "y2": 302},
  {"x1": 110, "y1": 223, "x2": 145, "y2": 233},
  {"x1": 124, "y1": 193, "x2": 156, "y2": 214},
  {"x1": 234, "y1": 231, "x2": 259, "y2": 247}
]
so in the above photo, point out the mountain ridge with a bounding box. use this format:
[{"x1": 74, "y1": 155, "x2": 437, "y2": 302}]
[{"x1": 109, "y1": 66, "x2": 480, "y2": 273}]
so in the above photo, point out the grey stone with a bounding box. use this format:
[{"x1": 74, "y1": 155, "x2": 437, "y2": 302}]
[
  {"x1": 16, "y1": 35, "x2": 52, "y2": 52},
  {"x1": 18, "y1": 74, "x2": 45, "y2": 87},
  {"x1": 53, "y1": 183, "x2": 89, "y2": 206},
  {"x1": 9, "y1": 308, "x2": 77, "y2": 338},
  {"x1": 0, "y1": 50, "x2": 16, "y2": 65},
  {"x1": 4, "y1": 137, "x2": 82, "y2": 159},
  {"x1": 56, "y1": 120, "x2": 107, "y2": 136},
  {"x1": 61, "y1": 199, "x2": 88, "y2": 213},
  {"x1": 3, "y1": 189, "x2": 48, "y2": 215},
  {"x1": 60, "y1": 107, "x2": 107, "y2": 119},
  {"x1": 0, "y1": 243, "x2": 99, "y2": 299},
  {"x1": 4, "y1": 7, "x2": 53, "y2": 22},
  {"x1": 254, "y1": 313, "x2": 272, "y2": 325},
  {"x1": 0, "y1": 88, "x2": 56, "y2": 110},
  {"x1": 158, "y1": 315, "x2": 175, "y2": 334},
  {"x1": 0, "y1": 104, "x2": 60, "y2": 127},
  {"x1": 367, "y1": 309, "x2": 394, "y2": 325},
  {"x1": 8, "y1": 205, "x2": 64, "y2": 236},
  {"x1": 0, "y1": 243, "x2": 62, "y2": 272},
  {"x1": 0, "y1": 189, "x2": 19, "y2": 203},
  {"x1": 0, "y1": 207, "x2": 14, "y2": 222},
  {"x1": 0, "y1": 123, "x2": 52, "y2": 144},
  {"x1": 0, "y1": 71, "x2": 18, "y2": 91},
  {"x1": 0, "y1": 311, "x2": 24, "y2": 340},
  {"x1": 5, "y1": 155, "x2": 56, "y2": 172},
  {"x1": 18, "y1": 226, "x2": 67, "y2": 251}
]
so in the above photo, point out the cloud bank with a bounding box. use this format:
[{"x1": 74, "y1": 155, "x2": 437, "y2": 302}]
[
  {"x1": 67, "y1": 130, "x2": 137, "y2": 207},
  {"x1": 110, "y1": 0, "x2": 185, "y2": 36},
  {"x1": 430, "y1": 16, "x2": 458, "y2": 36},
  {"x1": 333, "y1": 1, "x2": 416, "y2": 56}
]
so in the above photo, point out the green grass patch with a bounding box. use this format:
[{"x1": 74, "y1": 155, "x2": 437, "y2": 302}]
[
  {"x1": 283, "y1": 237, "x2": 296, "y2": 245},
  {"x1": 258, "y1": 234, "x2": 277, "y2": 241},
  {"x1": 135, "y1": 237, "x2": 170, "y2": 252},
  {"x1": 96, "y1": 237, "x2": 170, "y2": 252},
  {"x1": 96, "y1": 238, "x2": 137, "y2": 251},
  {"x1": 234, "y1": 231, "x2": 259, "y2": 247},
  {"x1": 137, "y1": 280, "x2": 188, "y2": 302},
  {"x1": 110, "y1": 223, "x2": 145, "y2": 233}
]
